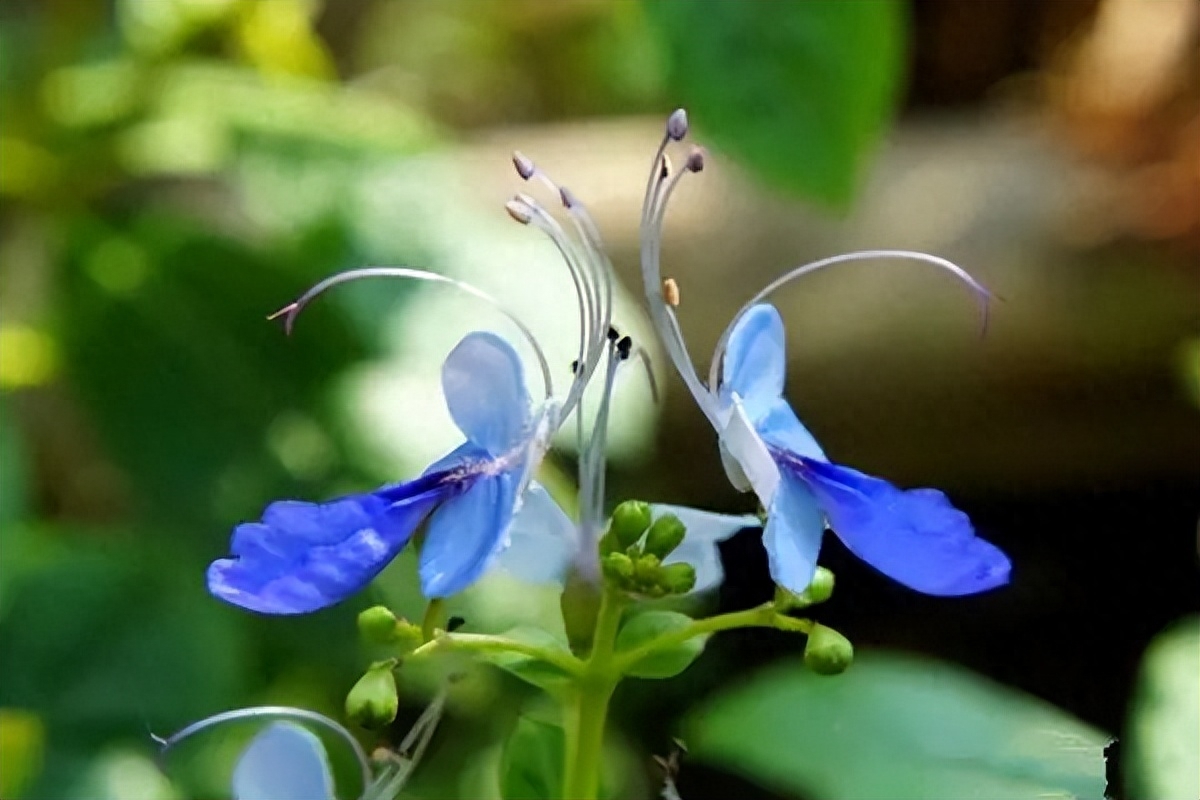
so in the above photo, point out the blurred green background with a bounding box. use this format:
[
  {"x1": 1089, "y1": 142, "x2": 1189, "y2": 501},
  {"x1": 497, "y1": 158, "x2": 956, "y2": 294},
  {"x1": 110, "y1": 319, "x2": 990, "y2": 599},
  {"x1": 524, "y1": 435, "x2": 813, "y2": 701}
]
[{"x1": 1, "y1": 1, "x2": 1197, "y2": 798}]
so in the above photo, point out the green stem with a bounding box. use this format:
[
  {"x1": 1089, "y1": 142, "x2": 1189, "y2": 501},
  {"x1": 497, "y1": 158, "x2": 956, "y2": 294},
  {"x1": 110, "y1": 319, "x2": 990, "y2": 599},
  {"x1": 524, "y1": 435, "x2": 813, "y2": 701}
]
[
  {"x1": 420, "y1": 598, "x2": 446, "y2": 643},
  {"x1": 410, "y1": 632, "x2": 584, "y2": 676},
  {"x1": 611, "y1": 603, "x2": 812, "y2": 674},
  {"x1": 561, "y1": 588, "x2": 625, "y2": 800}
]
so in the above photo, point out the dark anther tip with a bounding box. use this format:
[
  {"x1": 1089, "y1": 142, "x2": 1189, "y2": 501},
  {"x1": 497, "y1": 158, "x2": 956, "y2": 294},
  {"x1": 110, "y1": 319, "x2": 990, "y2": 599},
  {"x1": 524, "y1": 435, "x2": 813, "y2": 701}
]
[
  {"x1": 512, "y1": 152, "x2": 535, "y2": 180},
  {"x1": 570, "y1": 359, "x2": 580, "y2": 374},
  {"x1": 607, "y1": 326, "x2": 620, "y2": 341},
  {"x1": 447, "y1": 616, "x2": 466, "y2": 632},
  {"x1": 617, "y1": 335, "x2": 633, "y2": 358},
  {"x1": 685, "y1": 147, "x2": 705, "y2": 172},
  {"x1": 666, "y1": 108, "x2": 689, "y2": 141},
  {"x1": 559, "y1": 186, "x2": 578, "y2": 209}
]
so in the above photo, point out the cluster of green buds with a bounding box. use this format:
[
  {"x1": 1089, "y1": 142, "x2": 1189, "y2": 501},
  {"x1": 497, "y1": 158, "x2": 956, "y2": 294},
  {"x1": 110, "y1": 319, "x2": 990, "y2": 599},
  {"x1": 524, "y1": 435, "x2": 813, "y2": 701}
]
[
  {"x1": 344, "y1": 606, "x2": 425, "y2": 728},
  {"x1": 598, "y1": 500, "x2": 696, "y2": 597}
]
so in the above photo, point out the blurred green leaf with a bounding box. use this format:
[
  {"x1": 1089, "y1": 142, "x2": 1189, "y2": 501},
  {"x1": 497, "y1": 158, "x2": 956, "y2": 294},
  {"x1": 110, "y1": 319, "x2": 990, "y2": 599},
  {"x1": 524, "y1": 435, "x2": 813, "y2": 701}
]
[
  {"x1": 0, "y1": 709, "x2": 44, "y2": 800},
  {"x1": 500, "y1": 715, "x2": 564, "y2": 800},
  {"x1": 0, "y1": 396, "x2": 26, "y2": 527},
  {"x1": 644, "y1": 0, "x2": 904, "y2": 206},
  {"x1": 615, "y1": 611, "x2": 706, "y2": 679},
  {"x1": 1126, "y1": 616, "x2": 1200, "y2": 800},
  {"x1": 685, "y1": 652, "x2": 1110, "y2": 800},
  {"x1": 482, "y1": 628, "x2": 574, "y2": 691}
]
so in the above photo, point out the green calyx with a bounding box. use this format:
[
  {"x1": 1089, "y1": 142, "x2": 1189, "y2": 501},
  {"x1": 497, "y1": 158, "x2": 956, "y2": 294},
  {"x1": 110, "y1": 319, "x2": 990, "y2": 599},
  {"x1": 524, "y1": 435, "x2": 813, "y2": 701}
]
[{"x1": 346, "y1": 659, "x2": 399, "y2": 728}]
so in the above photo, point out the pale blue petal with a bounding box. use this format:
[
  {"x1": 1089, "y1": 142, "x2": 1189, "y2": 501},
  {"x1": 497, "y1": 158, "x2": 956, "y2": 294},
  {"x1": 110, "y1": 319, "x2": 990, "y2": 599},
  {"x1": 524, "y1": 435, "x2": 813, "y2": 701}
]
[
  {"x1": 208, "y1": 472, "x2": 457, "y2": 614},
  {"x1": 232, "y1": 721, "x2": 334, "y2": 800},
  {"x1": 496, "y1": 482, "x2": 579, "y2": 584},
  {"x1": 442, "y1": 332, "x2": 531, "y2": 455},
  {"x1": 721, "y1": 304, "x2": 787, "y2": 420},
  {"x1": 763, "y1": 474, "x2": 826, "y2": 594},
  {"x1": 784, "y1": 455, "x2": 1011, "y2": 596},
  {"x1": 420, "y1": 471, "x2": 519, "y2": 598},
  {"x1": 423, "y1": 442, "x2": 490, "y2": 476},
  {"x1": 757, "y1": 398, "x2": 826, "y2": 461},
  {"x1": 653, "y1": 505, "x2": 761, "y2": 593}
]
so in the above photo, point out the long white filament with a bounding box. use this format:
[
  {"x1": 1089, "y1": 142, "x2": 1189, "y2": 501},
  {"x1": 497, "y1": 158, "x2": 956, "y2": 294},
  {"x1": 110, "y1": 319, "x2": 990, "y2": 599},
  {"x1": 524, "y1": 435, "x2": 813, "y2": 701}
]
[
  {"x1": 273, "y1": 266, "x2": 555, "y2": 402},
  {"x1": 706, "y1": 250, "x2": 992, "y2": 394},
  {"x1": 153, "y1": 705, "x2": 372, "y2": 792}
]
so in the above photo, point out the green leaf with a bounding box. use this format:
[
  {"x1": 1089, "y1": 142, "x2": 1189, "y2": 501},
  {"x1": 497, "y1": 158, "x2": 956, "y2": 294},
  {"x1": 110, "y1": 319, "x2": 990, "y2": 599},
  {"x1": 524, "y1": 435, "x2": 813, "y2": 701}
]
[
  {"x1": 500, "y1": 716, "x2": 565, "y2": 800},
  {"x1": 483, "y1": 627, "x2": 575, "y2": 690},
  {"x1": 685, "y1": 652, "x2": 1110, "y2": 800},
  {"x1": 615, "y1": 611, "x2": 706, "y2": 679},
  {"x1": 644, "y1": 0, "x2": 904, "y2": 206},
  {"x1": 1126, "y1": 616, "x2": 1200, "y2": 800}
]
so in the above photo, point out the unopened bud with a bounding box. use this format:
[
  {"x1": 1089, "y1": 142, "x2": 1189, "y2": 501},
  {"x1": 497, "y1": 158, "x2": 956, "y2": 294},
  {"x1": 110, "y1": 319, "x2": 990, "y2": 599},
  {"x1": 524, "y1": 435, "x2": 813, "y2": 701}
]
[
  {"x1": 346, "y1": 660, "x2": 399, "y2": 728},
  {"x1": 660, "y1": 562, "x2": 696, "y2": 594},
  {"x1": 609, "y1": 500, "x2": 653, "y2": 548},
  {"x1": 357, "y1": 605, "x2": 398, "y2": 645},
  {"x1": 601, "y1": 552, "x2": 635, "y2": 584},
  {"x1": 685, "y1": 147, "x2": 705, "y2": 173},
  {"x1": 633, "y1": 553, "x2": 662, "y2": 586},
  {"x1": 803, "y1": 624, "x2": 853, "y2": 676},
  {"x1": 644, "y1": 514, "x2": 686, "y2": 559},
  {"x1": 774, "y1": 567, "x2": 835, "y2": 611},
  {"x1": 512, "y1": 151, "x2": 535, "y2": 180},
  {"x1": 666, "y1": 108, "x2": 689, "y2": 141}
]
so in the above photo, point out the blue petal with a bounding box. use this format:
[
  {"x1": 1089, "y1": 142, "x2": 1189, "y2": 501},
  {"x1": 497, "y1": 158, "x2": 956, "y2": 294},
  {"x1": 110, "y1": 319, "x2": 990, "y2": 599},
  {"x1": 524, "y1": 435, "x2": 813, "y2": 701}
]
[
  {"x1": 763, "y1": 474, "x2": 827, "y2": 594},
  {"x1": 442, "y1": 332, "x2": 531, "y2": 455},
  {"x1": 420, "y1": 470, "x2": 519, "y2": 598},
  {"x1": 496, "y1": 482, "x2": 579, "y2": 584},
  {"x1": 756, "y1": 397, "x2": 826, "y2": 461},
  {"x1": 208, "y1": 472, "x2": 457, "y2": 614},
  {"x1": 233, "y1": 721, "x2": 334, "y2": 800},
  {"x1": 721, "y1": 304, "x2": 787, "y2": 420},
  {"x1": 785, "y1": 456, "x2": 1011, "y2": 596},
  {"x1": 652, "y1": 505, "x2": 760, "y2": 593}
]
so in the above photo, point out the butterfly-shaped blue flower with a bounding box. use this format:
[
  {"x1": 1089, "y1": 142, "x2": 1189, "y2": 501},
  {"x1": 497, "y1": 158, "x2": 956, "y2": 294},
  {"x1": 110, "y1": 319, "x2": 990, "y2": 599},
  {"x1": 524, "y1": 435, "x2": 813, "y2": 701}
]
[
  {"x1": 208, "y1": 331, "x2": 558, "y2": 614},
  {"x1": 716, "y1": 304, "x2": 1011, "y2": 596}
]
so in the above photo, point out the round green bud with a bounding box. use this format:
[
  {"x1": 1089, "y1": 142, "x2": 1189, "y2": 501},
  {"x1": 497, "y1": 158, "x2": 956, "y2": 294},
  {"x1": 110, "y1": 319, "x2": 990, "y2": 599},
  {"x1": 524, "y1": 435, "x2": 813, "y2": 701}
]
[
  {"x1": 345, "y1": 660, "x2": 399, "y2": 728},
  {"x1": 643, "y1": 514, "x2": 687, "y2": 559},
  {"x1": 357, "y1": 605, "x2": 398, "y2": 645},
  {"x1": 632, "y1": 553, "x2": 662, "y2": 587},
  {"x1": 601, "y1": 552, "x2": 635, "y2": 584},
  {"x1": 660, "y1": 562, "x2": 697, "y2": 594},
  {"x1": 803, "y1": 567, "x2": 835, "y2": 605},
  {"x1": 803, "y1": 623, "x2": 854, "y2": 676},
  {"x1": 609, "y1": 500, "x2": 653, "y2": 548}
]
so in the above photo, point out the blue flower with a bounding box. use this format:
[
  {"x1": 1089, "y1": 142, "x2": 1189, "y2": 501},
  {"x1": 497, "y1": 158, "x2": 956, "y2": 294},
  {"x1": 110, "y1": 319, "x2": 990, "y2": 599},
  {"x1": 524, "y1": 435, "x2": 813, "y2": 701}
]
[
  {"x1": 636, "y1": 109, "x2": 1011, "y2": 597},
  {"x1": 208, "y1": 331, "x2": 557, "y2": 613}
]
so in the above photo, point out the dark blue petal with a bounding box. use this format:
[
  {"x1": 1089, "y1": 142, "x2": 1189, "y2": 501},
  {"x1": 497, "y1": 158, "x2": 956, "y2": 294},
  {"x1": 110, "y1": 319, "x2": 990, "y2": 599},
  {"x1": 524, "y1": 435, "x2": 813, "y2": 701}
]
[
  {"x1": 780, "y1": 455, "x2": 1011, "y2": 596},
  {"x1": 419, "y1": 470, "x2": 519, "y2": 598},
  {"x1": 207, "y1": 471, "x2": 461, "y2": 614}
]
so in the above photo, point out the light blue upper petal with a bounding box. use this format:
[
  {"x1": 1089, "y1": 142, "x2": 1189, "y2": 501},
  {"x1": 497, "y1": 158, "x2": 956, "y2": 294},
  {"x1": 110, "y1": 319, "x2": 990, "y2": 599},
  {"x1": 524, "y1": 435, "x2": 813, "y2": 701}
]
[
  {"x1": 785, "y1": 456, "x2": 1011, "y2": 596},
  {"x1": 420, "y1": 470, "x2": 520, "y2": 598},
  {"x1": 495, "y1": 482, "x2": 579, "y2": 584},
  {"x1": 233, "y1": 721, "x2": 334, "y2": 800},
  {"x1": 721, "y1": 304, "x2": 787, "y2": 420},
  {"x1": 442, "y1": 332, "x2": 531, "y2": 456},
  {"x1": 756, "y1": 398, "x2": 826, "y2": 461},
  {"x1": 208, "y1": 472, "x2": 457, "y2": 614},
  {"x1": 763, "y1": 474, "x2": 826, "y2": 594},
  {"x1": 653, "y1": 505, "x2": 761, "y2": 593}
]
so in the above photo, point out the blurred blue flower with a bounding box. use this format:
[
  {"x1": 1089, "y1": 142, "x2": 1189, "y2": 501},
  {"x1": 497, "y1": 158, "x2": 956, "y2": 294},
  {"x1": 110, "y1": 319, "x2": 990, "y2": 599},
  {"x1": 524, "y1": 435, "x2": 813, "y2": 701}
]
[
  {"x1": 637, "y1": 109, "x2": 1011, "y2": 597},
  {"x1": 208, "y1": 331, "x2": 561, "y2": 613}
]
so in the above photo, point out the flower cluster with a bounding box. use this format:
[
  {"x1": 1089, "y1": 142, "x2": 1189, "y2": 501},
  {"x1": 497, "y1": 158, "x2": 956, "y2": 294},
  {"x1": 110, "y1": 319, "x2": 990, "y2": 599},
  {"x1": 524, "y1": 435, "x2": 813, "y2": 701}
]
[{"x1": 207, "y1": 109, "x2": 1010, "y2": 615}]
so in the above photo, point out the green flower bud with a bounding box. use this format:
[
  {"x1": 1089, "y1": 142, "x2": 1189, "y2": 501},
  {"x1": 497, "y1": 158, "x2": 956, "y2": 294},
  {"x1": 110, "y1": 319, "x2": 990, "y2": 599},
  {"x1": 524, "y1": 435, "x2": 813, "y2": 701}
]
[
  {"x1": 346, "y1": 660, "x2": 399, "y2": 728},
  {"x1": 660, "y1": 562, "x2": 697, "y2": 594},
  {"x1": 633, "y1": 553, "x2": 662, "y2": 588},
  {"x1": 357, "y1": 605, "x2": 398, "y2": 645},
  {"x1": 609, "y1": 500, "x2": 653, "y2": 548},
  {"x1": 644, "y1": 514, "x2": 687, "y2": 559},
  {"x1": 803, "y1": 623, "x2": 854, "y2": 676},
  {"x1": 601, "y1": 552, "x2": 635, "y2": 584},
  {"x1": 774, "y1": 567, "x2": 835, "y2": 611}
]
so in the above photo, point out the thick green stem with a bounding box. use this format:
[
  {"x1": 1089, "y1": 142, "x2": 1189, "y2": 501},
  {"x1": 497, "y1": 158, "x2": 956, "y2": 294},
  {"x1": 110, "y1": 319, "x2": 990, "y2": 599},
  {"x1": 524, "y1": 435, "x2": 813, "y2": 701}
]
[{"x1": 410, "y1": 632, "x2": 584, "y2": 676}]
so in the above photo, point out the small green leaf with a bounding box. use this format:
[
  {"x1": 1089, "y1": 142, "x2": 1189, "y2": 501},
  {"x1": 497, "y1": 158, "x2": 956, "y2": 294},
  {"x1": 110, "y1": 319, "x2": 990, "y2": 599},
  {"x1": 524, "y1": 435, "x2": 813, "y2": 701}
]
[
  {"x1": 645, "y1": 0, "x2": 904, "y2": 206},
  {"x1": 482, "y1": 627, "x2": 574, "y2": 690},
  {"x1": 615, "y1": 611, "x2": 706, "y2": 679},
  {"x1": 500, "y1": 716, "x2": 565, "y2": 800},
  {"x1": 1126, "y1": 616, "x2": 1199, "y2": 800},
  {"x1": 686, "y1": 652, "x2": 1110, "y2": 799}
]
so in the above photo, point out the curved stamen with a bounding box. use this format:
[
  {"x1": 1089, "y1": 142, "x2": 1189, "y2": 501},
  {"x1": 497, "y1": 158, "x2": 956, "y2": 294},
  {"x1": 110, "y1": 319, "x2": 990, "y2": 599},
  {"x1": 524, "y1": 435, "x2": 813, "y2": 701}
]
[
  {"x1": 154, "y1": 705, "x2": 372, "y2": 791},
  {"x1": 707, "y1": 250, "x2": 992, "y2": 393},
  {"x1": 639, "y1": 147, "x2": 720, "y2": 426},
  {"x1": 272, "y1": 266, "x2": 554, "y2": 402},
  {"x1": 576, "y1": 339, "x2": 623, "y2": 583}
]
